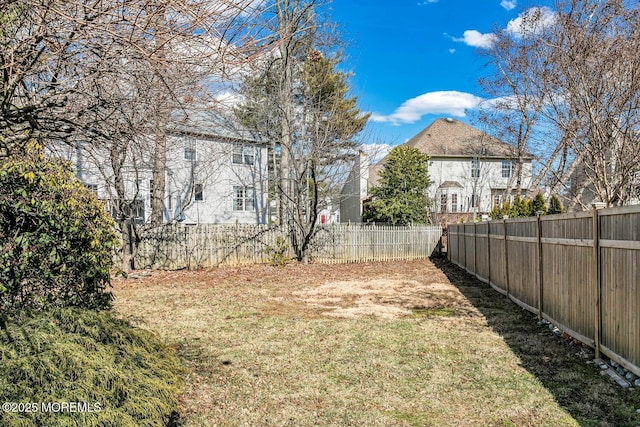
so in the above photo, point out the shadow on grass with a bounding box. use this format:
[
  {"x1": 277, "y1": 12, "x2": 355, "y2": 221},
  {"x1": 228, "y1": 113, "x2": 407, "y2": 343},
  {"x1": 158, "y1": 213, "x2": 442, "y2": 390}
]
[{"x1": 432, "y1": 257, "x2": 640, "y2": 427}]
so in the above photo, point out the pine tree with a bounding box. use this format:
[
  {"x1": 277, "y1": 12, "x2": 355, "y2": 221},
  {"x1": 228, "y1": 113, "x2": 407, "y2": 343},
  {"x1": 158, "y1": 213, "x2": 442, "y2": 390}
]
[
  {"x1": 489, "y1": 204, "x2": 503, "y2": 220},
  {"x1": 364, "y1": 146, "x2": 431, "y2": 225},
  {"x1": 511, "y1": 194, "x2": 531, "y2": 217},
  {"x1": 530, "y1": 192, "x2": 547, "y2": 215},
  {"x1": 548, "y1": 194, "x2": 566, "y2": 214}
]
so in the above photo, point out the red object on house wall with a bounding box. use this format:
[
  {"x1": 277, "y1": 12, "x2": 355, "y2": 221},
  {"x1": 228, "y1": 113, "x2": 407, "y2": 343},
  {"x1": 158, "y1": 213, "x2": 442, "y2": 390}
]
[{"x1": 320, "y1": 215, "x2": 326, "y2": 224}]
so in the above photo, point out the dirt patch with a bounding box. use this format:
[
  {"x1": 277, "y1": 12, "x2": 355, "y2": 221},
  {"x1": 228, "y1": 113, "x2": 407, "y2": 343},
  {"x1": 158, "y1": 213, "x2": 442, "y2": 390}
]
[
  {"x1": 291, "y1": 277, "x2": 473, "y2": 319},
  {"x1": 113, "y1": 260, "x2": 477, "y2": 321}
]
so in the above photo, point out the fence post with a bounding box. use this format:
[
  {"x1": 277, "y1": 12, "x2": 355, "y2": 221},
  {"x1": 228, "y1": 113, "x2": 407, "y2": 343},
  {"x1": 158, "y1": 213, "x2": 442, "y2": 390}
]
[
  {"x1": 592, "y1": 202, "x2": 606, "y2": 359},
  {"x1": 536, "y1": 211, "x2": 544, "y2": 320},
  {"x1": 503, "y1": 217, "x2": 510, "y2": 299},
  {"x1": 184, "y1": 225, "x2": 189, "y2": 270},
  {"x1": 487, "y1": 220, "x2": 491, "y2": 285},
  {"x1": 473, "y1": 222, "x2": 478, "y2": 277},
  {"x1": 463, "y1": 223, "x2": 467, "y2": 269},
  {"x1": 447, "y1": 225, "x2": 452, "y2": 262}
]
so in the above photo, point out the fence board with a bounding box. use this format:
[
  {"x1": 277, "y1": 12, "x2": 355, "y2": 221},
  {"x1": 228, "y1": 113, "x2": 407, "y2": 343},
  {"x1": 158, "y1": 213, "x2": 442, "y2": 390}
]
[
  {"x1": 488, "y1": 221, "x2": 507, "y2": 294},
  {"x1": 601, "y1": 247, "x2": 640, "y2": 373},
  {"x1": 474, "y1": 223, "x2": 489, "y2": 282},
  {"x1": 464, "y1": 224, "x2": 476, "y2": 274}
]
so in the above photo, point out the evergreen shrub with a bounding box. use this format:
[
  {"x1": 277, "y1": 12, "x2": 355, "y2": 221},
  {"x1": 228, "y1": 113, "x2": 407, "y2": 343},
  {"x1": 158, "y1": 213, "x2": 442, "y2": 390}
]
[
  {"x1": 0, "y1": 308, "x2": 181, "y2": 426},
  {"x1": 0, "y1": 148, "x2": 118, "y2": 311}
]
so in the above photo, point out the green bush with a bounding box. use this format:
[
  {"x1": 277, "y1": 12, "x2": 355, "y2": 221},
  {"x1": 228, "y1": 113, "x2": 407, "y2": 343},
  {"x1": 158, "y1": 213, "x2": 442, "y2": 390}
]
[
  {"x1": 529, "y1": 192, "x2": 548, "y2": 215},
  {"x1": 0, "y1": 308, "x2": 182, "y2": 427},
  {"x1": 510, "y1": 194, "x2": 531, "y2": 217},
  {"x1": 0, "y1": 148, "x2": 118, "y2": 311},
  {"x1": 547, "y1": 194, "x2": 566, "y2": 214},
  {"x1": 490, "y1": 193, "x2": 558, "y2": 220},
  {"x1": 265, "y1": 236, "x2": 291, "y2": 268}
]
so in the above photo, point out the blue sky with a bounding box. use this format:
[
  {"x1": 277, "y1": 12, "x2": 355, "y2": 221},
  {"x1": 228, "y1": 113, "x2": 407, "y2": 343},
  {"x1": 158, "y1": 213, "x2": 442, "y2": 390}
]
[{"x1": 326, "y1": 0, "x2": 552, "y2": 149}]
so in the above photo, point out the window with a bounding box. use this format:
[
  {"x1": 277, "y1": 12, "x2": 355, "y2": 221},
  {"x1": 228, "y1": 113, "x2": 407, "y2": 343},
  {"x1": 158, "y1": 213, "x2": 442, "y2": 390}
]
[
  {"x1": 440, "y1": 194, "x2": 448, "y2": 213},
  {"x1": 131, "y1": 199, "x2": 145, "y2": 220},
  {"x1": 471, "y1": 193, "x2": 479, "y2": 208},
  {"x1": 502, "y1": 160, "x2": 512, "y2": 178},
  {"x1": 232, "y1": 144, "x2": 254, "y2": 165},
  {"x1": 194, "y1": 183, "x2": 203, "y2": 201},
  {"x1": 149, "y1": 180, "x2": 153, "y2": 202},
  {"x1": 85, "y1": 184, "x2": 98, "y2": 195},
  {"x1": 184, "y1": 139, "x2": 196, "y2": 160},
  {"x1": 451, "y1": 194, "x2": 458, "y2": 213},
  {"x1": 494, "y1": 194, "x2": 503, "y2": 208},
  {"x1": 114, "y1": 199, "x2": 145, "y2": 223},
  {"x1": 232, "y1": 145, "x2": 243, "y2": 164},
  {"x1": 471, "y1": 159, "x2": 480, "y2": 178},
  {"x1": 233, "y1": 186, "x2": 255, "y2": 211}
]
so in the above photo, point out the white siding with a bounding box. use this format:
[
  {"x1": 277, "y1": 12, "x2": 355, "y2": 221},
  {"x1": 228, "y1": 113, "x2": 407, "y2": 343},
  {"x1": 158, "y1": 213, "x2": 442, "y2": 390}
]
[
  {"x1": 165, "y1": 136, "x2": 269, "y2": 224},
  {"x1": 49, "y1": 135, "x2": 269, "y2": 225},
  {"x1": 429, "y1": 156, "x2": 533, "y2": 214}
]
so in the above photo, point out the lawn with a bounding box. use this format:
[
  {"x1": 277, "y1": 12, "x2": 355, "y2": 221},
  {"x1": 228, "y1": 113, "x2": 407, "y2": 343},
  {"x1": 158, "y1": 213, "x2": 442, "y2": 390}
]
[{"x1": 112, "y1": 259, "x2": 640, "y2": 426}]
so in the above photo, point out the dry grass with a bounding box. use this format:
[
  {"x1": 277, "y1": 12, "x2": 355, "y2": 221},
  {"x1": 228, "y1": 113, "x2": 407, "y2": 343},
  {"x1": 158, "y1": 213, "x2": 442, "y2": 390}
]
[{"x1": 112, "y1": 259, "x2": 640, "y2": 426}]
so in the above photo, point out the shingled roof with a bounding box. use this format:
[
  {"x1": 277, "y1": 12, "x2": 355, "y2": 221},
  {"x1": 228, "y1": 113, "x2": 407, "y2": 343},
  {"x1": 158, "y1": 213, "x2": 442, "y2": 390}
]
[
  {"x1": 168, "y1": 109, "x2": 263, "y2": 143},
  {"x1": 403, "y1": 117, "x2": 527, "y2": 158}
]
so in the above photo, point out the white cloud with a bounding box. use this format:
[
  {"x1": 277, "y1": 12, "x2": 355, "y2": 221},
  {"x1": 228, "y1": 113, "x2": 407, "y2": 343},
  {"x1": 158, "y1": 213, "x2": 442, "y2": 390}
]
[
  {"x1": 501, "y1": 0, "x2": 517, "y2": 10},
  {"x1": 371, "y1": 91, "x2": 484, "y2": 125},
  {"x1": 451, "y1": 6, "x2": 556, "y2": 50},
  {"x1": 360, "y1": 143, "x2": 392, "y2": 164},
  {"x1": 452, "y1": 30, "x2": 496, "y2": 49},
  {"x1": 417, "y1": 0, "x2": 438, "y2": 5},
  {"x1": 448, "y1": 48, "x2": 456, "y2": 54},
  {"x1": 506, "y1": 6, "x2": 557, "y2": 38}
]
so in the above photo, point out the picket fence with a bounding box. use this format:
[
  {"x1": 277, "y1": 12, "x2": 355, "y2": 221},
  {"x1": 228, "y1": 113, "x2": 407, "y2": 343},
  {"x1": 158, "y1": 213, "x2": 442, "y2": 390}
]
[
  {"x1": 447, "y1": 204, "x2": 640, "y2": 378},
  {"x1": 132, "y1": 223, "x2": 442, "y2": 270}
]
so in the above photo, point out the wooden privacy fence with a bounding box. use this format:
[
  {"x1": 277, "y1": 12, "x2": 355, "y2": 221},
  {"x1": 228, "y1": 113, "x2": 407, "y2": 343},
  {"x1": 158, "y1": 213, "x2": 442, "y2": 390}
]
[
  {"x1": 132, "y1": 223, "x2": 442, "y2": 270},
  {"x1": 447, "y1": 204, "x2": 640, "y2": 377}
]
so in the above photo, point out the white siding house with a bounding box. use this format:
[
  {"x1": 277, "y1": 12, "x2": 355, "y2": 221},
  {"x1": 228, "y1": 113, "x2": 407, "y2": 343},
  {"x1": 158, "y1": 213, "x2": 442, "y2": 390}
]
[
  {"x1": 52, "y1": 110, "x2": 269, "y2": 225},
  {"x1": 343, "y1": 118, "x2": 534, "y2": 223}
]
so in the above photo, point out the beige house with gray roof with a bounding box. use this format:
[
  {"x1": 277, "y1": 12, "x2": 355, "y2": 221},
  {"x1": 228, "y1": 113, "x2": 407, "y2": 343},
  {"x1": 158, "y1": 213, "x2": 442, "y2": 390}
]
[{"x1": 341, "y1": 118, "x2": 533, "y2": 224}]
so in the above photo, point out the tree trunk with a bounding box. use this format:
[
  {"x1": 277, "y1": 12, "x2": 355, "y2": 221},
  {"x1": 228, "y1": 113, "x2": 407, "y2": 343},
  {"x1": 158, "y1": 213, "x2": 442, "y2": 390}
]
[
  {"x1": 151, "y1": 129, "x2": 167, "y2": 226},
  {"x1": 150, "y1": 0, "x2": 168, "y2": 227},
  {"x1": 276, "y1": 0, "x2": 295, "y2": 230},
  {"x1": 112, "y1": 145, "x2": 134, "y2": 273}
]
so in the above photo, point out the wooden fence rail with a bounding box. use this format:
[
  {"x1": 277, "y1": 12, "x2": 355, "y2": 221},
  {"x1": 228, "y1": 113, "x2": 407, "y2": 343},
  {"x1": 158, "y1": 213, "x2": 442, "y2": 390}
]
[
  {"x1": 130, "y1": 223, "x2": 443, "y2": 270},
  {"x1": 447, "y1": 204, "x2": 640, "y2": 378}
]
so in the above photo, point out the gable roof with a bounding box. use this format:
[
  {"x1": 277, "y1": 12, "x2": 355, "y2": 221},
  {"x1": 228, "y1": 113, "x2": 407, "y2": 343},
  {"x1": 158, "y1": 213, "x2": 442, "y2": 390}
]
[
  {"x1": 438, "y1": 180, "x2": 464, "y2": 189},
  {"x1": 169, "y1": 109, "x2": 263, "y2": 143},
  {"x1": 403, "y1": 117, "x2": 531, "y2": 159}
]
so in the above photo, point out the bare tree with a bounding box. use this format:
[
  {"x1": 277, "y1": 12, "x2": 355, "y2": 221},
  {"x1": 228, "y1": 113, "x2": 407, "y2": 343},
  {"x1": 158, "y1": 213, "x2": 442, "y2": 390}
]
[
  {"x1": 478, "y1": 0, "x2": 640, "y2": 209},
  {"x1": 546, "y1": 0, "x2": 640, "y2": 207},
  {"x1": 476, "y1": 11, "x2": 551, "y2": 196}
]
